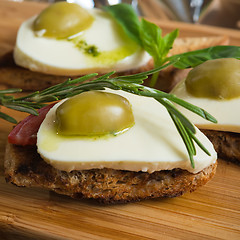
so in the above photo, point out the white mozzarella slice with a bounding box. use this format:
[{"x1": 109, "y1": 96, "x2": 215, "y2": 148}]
[{"x1": 37, "y1": 89, "x2": 217, "y2": 173}]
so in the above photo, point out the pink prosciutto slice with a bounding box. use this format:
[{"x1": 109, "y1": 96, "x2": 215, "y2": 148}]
[{"x1": 8, "y1": 103, "x2": 56, "y2": 146}]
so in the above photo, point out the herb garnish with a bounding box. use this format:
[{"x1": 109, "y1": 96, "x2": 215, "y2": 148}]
[
  {"x1": 85, "y1": 45, "x2": 100, "y2": 57},
  {"x1": 105, "y1": 3, "x2": 178, "y2": 87},
  {"x1": 70, "y1": 38, "x2": 100, "y2": 57},
  {"x1": 1, "y1": 3, "x2": 240, "y2": 167},
  {"x1": 104, "y1": 4, "x2": 240, "y2": 87},
  {"x1": 1, "y1": 61, "x2": 217, "y2": 168}
]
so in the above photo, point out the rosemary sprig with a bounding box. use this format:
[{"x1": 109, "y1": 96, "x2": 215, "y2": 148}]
[{"x1": 0, "y1": 61, "x2": 217, "y2": 168}]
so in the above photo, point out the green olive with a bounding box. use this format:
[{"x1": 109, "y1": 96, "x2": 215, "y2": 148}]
[
  {"x1": 56, "y1": 91, "x2": 135, "y2": 136},
  {"x1": 186, "y1": 58, "x2": 240, "y2": 100},
  {"x1": 33, "y1": 2, "x2": 94, "y2": 38}
]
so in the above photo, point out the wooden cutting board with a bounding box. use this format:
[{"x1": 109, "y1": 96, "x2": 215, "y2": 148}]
[{"x1": 0, "y1": 1, "x2": 240, "y2": 239}]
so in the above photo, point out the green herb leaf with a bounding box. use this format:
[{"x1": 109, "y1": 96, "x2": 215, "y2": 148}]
[
  {"x1": 139, "y1": 18, "x2": 162, "y2": 65},
  {"x1": 104, "y1": 4, "x2": 178, "y2": 88},
  {"x1": 186, "y1": 128, "x2": 211, "y2": 156},
  {"x1": 139, "y1": 19, "x2": 178, "y2": 86},
  {"x1": 161, "y1": 29, "x2": 179, "y2": 61},
  {"x1": 3, "y1": 103, "x2": 38, "y2": 115},
  {"x1": 104, "y1": 3, "x2": 141, "y2": 45},
  {"x1": 0, "y1": 88, "x2": 22, "y2": 94},
  {"x1": 169, "y1": 111, "x2": 195, "y2": 168},
  {"x1": 163, "y1": 93, "x2": 218, "y2": 123},
  {"x1": 140, "y1": 20, "x2": 178, "y2": 66},
  {"x1": 169, "y1": 45, "x2": 240, "y2": 69},
  {"x1": 0, "y1": 112, "x2": 17, "y2": 124}
]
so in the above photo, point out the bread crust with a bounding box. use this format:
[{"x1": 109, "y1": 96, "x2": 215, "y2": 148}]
[
  {"x1": 201, "y1": 129, "x2": 240, "y2": 165},
  {"x1": 4, "y1": 143, "x2": 217, "y2": 203}
]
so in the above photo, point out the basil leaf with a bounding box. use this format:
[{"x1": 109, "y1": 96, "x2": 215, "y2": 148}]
[
  {"x1": 104, "y1": 3, "x2": 178, "y2": 69},
  {"x1": 104, "y1": 4, "x2": 141, "y2": 45},
  {"x1": 140, "y1": 19, "x2": 178, "y2": 66},
  {"x1": 161, "y1": 29, "x2": 179, "y2": 59},
  {"x1": 169, "y1": 45, "x2": 240, "y2": 69},
  {"x1": 140, "y1": 19, "x2": 162, "y2": 65}
]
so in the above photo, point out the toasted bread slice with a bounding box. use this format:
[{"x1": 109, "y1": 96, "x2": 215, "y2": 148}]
[
  {"x1": 0, "y1": 36, "x2": 228, "y2": 92},
  {"x1": 201, "y1": 129, "x2": 240, "y2": 165},
  {"x1": 4, "y1": 143, "x2": 217, "y2": 203}
]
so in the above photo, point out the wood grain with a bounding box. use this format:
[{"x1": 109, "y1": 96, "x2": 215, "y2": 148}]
[{"x1": 0, "y1": 1, "x2": 240, "y2": 239}]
